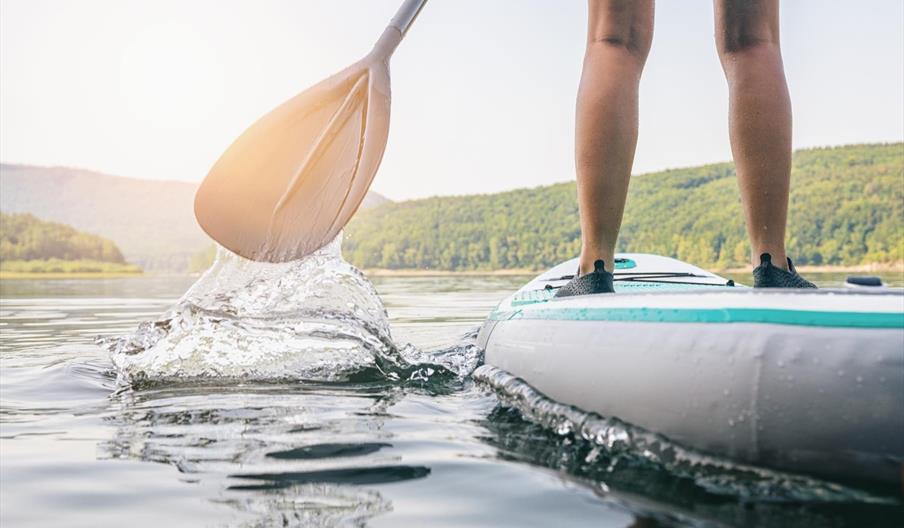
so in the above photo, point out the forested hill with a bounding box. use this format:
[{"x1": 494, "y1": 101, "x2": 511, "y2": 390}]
[
  {"x1": 344, "y1": 143, "x2": 903, "y2": 271},
  {"x1": 1, "y1": 212, "x2": 127, "y2": 262},
  {"x1": 0, "y1": 164, "x2": 390, "y2": 272}
]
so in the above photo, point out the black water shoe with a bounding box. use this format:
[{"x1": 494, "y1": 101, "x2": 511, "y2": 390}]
[
  {"x1": 554, "y1": 259, "x2": 615, "y2": 297},
  {"x1": 752, "y1": 253, "x2": 816, "y2": 289}
]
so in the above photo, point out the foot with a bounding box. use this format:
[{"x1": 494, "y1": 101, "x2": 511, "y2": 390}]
[
  {"x1": 752, "y1": 253, "x2": 816, "y2": 289},
  {"x1": 554, "y1": 259, "x2": 615, "y2": 297}
]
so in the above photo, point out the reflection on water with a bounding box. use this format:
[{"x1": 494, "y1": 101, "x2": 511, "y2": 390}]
[
  {"x1": 2, "y1": 264, "x2": 903, "y2": 527},
  {"x1": 223, "y1": 485, "x2": 392, "y2": 527},
  {"x1": 481, "y1": 405, "x2": 904, "y2": 528},
  {"x1": 97, "y1": 382, "x2": 417, "y2": 526}
]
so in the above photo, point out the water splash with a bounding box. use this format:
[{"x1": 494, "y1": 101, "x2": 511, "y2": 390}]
[
  {"x1": 473, "y1": 364, "x2": 896, "y2": 504},
  {"x1": 98, "y1": 235, "x2": 481, "y2": 386}
]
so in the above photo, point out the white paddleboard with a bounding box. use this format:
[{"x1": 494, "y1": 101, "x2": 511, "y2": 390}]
[{"x1": 477, "y1": 254, "x2": 904, "y2": 484}]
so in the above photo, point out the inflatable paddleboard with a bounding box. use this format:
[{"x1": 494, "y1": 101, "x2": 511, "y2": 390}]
[{"x1": 477, "y1": 254, "x2": 904, "y2": 485}]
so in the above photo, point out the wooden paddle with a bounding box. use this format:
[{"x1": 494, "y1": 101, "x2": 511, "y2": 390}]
[{"x1": 194, "y1": 0, "x2": 427, "y2": 262}]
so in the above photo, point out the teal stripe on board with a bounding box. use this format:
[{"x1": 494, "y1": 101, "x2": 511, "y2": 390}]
[{"x1": 488, "y1": 306, "x2": 904, "y2": 329}]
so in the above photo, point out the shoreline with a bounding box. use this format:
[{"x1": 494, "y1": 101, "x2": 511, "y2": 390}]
[
  {"x1": 0, "y1": 271, "x2": 144, "y2": 280},
  {"x1": 1, "y1": 263, "x2": 900, "y2": 280},
  {"x1": 364, "y1": 262, "x2": 904, "y2": 277},
  {"x1": 722, "y1": 262, "x2": 904, "y2": 274},
  {"x1": 363, "y1": 268, "x2": 537, "y2": 277}
]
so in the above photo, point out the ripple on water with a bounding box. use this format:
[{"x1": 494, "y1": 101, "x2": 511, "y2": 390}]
[{"x1": 266, "y1": 442, "x2": 392, "y2": 460}]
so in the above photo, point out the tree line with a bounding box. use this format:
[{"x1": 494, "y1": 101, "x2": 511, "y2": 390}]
[
  {"x1": 343, "y1": 143, "x2": 903, "y2": 270},
  {"x1": 1, "y1": 212, "x2": 129, "y2": 263}
]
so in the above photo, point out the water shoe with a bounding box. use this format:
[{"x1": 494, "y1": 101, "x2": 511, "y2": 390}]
[
  {"x1": 554, "y1": 259, "x2": 615, "y2": 297},
  {"x1": 753, "y1": 253, "x2": 816, "y2": 289}
]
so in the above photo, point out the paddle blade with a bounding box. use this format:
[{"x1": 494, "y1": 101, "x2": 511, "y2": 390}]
[{"x1": 194, "y1": 59, "x2": 392, "y2": 262}]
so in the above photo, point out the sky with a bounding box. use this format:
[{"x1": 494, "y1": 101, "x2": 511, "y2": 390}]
[{"x1": 1, "y1": 0, "x2": 902, "y2": 200}]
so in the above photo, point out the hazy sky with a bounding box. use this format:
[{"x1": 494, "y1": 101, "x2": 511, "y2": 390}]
[{"x1": 1, "y1": 0, "x2": 902, "y2": 200}]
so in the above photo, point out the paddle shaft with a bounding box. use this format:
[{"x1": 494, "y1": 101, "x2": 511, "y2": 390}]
[
  {"x1": 373, "y1": 0, "x2": 427, "y2": 57},
  {"x1": 390, "y1": 0, "x2": 427, "y2": 36}
]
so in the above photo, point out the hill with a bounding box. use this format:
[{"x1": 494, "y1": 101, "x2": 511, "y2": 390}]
[
  {"x1": 344, "y1": 143, "x2": 903, "y2": 271},
  {"x1": 0, "y1": 212, "x2": 141, "y2": 274},
  {"x1": 0, "y1": 164, "x2": 390, "y2": 272}
]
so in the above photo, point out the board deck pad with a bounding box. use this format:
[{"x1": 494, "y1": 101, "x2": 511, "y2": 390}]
[
  {"x1": 491, "y1": 253, "x2": 903, "y2": 328},
  {"x1": 511, "y1": 280, "x2": 733, "y2": 307},
  {"x1": 510, "y1": 254, "x2": 736, "y2": 307}
]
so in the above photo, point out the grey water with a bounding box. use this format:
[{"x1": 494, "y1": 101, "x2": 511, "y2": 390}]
[{"x1": 1, "y1": 254, "x2": 903, "y2": 527}]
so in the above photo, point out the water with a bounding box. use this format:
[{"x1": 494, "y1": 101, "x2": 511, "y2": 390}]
[{"x1": 2, "y1": 248, "x2": 902, "y2": 527}]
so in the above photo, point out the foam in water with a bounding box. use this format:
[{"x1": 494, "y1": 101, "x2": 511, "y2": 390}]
[
  {"x1": 473, "y1": 364, "x2": 895, "y2": 504},
  {"x1": 99, "y1": 235, "x2": 481, "y2": 385}
]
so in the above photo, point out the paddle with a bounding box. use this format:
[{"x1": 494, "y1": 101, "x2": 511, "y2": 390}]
[{"x1": 194, "y1": 0, "x2": 427, "y2": 262}]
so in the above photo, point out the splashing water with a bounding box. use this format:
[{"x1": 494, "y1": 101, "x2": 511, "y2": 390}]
[
  {"x1": 98, "y1": 235, "x2": 482, "y2": 386},
  {"x1": 473, "y1": 364, "x2": 897, "y2": 504}
]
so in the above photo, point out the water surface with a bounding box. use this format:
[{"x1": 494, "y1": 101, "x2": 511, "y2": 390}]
[{"x1": 1, "y1": 269, "x2": 902, "y2": 527}]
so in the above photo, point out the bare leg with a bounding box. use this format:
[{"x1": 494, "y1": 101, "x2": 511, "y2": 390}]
[
  {"x1": 715, "y1": 0, "x2": 791, "y2": 269},
  {"x1": 576, "y1": 0, "x2": 654, "y2": 274}
]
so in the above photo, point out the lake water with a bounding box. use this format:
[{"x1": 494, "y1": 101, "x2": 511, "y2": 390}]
[{"x1": 1, "y1": 262, "x2": 902, "y2": 527}]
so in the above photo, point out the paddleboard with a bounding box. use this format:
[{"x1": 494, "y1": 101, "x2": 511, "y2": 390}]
[{"x1": 477, "y1": 253, "x2": 904, "y2": 485}]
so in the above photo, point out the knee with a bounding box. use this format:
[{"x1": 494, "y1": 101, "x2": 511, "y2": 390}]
[
  {"x1": 715, "y1": 0, "x2": 780, "y2": 58},
  {"x1": 586, "y1": 0, "x2": 654, "y2": 65},
  {"x1": 586, "y1": 31, "x2": 652, "y2": 65},
  {"x1": 715, "y1": 30, "x2": 783, "y2": 84},
  {"x1": 715, "y1": 30, "x2": 779, "y2": 58}
]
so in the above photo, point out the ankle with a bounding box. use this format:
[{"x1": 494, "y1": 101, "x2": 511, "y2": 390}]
[
  {"x1": 754, "y1": 251, "x2": 788, "y2": 271},
  {"x1": 579, "y1": 253, "x2": 614, "y2": 275}
]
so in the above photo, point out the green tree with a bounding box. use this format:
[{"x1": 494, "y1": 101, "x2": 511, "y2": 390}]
[
  {"x1": 0, "y1": 212, "x2": 128, "y2": 263},
  {"x1": 345, "y1": 143, "x2": 903, "y2": 271}
]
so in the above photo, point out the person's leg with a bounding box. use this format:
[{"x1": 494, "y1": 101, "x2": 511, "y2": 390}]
[
  {"x1": 575, "y1": 0, "x2": 654, "y2": 274},
  {"x1": 714, "y1": 0, "x2": 791, "y2": 269}
]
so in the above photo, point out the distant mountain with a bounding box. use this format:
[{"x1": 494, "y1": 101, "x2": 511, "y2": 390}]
[
  {"x1": 0, "y1": 164, "x2": 390, "y2": 271},
  {"x1": 345, "y1": 143, "x2": 903, "y2": 270}
]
